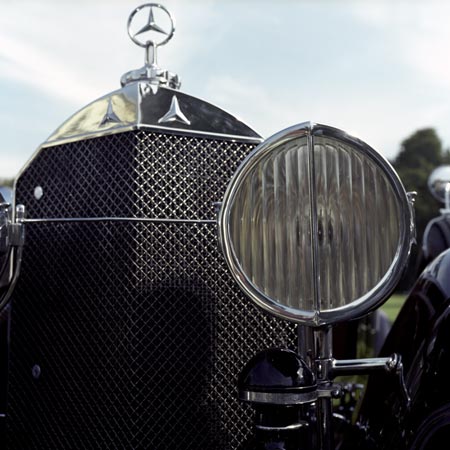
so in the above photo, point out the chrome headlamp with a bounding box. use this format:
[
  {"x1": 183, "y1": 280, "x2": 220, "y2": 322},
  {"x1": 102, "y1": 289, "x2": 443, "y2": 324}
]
[
  {"x1": 219, "y1": 122, "x2": 414, "y2": 326},
  {"x1": 428, "y1": 164, "x2": 450, "y2": 214}
]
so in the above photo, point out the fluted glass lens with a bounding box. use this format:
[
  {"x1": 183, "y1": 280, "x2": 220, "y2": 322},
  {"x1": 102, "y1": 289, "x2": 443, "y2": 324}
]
[
  {"x1": 229, "y1": 136, "x2": 314, "y2": 311},
  {"x1": 228, "y1": 134, "x2": 401, "y2": 314},
  {"x1": 314, "y1": 136, "x2": 400, "y2": 311}
]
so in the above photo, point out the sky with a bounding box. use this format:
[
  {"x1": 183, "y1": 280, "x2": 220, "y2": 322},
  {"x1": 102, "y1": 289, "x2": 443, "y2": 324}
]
[{"x1": 2, "y1": 0, "x2": 450, "y2": 179}]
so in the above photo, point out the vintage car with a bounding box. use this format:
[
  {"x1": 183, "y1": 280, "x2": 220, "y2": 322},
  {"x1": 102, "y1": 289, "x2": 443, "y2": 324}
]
[{"x1": 1, "y1": 3, "x2": 449, "y2": 449}]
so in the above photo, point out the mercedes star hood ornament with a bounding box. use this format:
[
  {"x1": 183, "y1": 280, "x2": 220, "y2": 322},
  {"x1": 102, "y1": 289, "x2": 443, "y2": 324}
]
[{"x1": 121, "y1": 3, "x2": 180, "y2": 89}]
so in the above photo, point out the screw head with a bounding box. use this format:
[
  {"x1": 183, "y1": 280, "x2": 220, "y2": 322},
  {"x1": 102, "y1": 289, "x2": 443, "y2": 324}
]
[
  {"x1": 34, "y1": 186, "x2": 43, "y2": 200},
  {"x1": 32, "y1": 364, "x2": 41, "y2": 379}
]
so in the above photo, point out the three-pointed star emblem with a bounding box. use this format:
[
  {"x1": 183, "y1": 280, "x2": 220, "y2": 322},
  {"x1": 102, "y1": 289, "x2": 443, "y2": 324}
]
[
  {"x1": 134, "y1": 6, "x2": 168, "y2": 38},
  {"x1": 158, "y1": 96, "x2": 191, "y2": 126},
  {"x1": 100, "y1": 97, "x2": 121, "y2": 126}
]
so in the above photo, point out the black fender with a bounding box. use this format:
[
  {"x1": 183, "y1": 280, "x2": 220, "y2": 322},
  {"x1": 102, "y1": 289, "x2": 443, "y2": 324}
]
[{"x1": 352, "y1": 248, "x2": 450, "y2": 449}]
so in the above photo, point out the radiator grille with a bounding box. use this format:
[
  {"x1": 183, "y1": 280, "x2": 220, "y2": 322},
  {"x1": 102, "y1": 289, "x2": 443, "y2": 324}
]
[
  {"x1": 16, "y1": 131, "x2": 258, "y2": 221},
  {"x1": 7, "y1": 130, "x2": 297, "y2": 449}
]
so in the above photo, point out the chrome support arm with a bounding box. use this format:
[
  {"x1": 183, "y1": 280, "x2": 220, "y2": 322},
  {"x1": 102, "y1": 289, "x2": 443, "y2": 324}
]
[
  {"x1": 314, "y1": 326, "x2": 335, "y2": 450},
  {"x1": 331, "y1": 353, "x2": 411, "y2": 408},
  {"x1": 331, "y1": 355, "x2": 399, "y2": 375}
]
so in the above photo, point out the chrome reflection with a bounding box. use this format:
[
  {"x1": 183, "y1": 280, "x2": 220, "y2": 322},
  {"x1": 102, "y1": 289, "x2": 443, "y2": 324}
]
[{"x1": 428, "y1": 164, "x2": 450, "y2": 214}]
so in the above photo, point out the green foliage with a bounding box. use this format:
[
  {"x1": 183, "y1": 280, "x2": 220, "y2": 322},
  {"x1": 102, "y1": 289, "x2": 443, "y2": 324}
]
[
  {"x1": 392, "y1": 127, "x2": 447, "y2": 289},
  {"x1": 393, "y1": 128, "x2": 444, "y2": 242},
  {"x1": 381, "y1": 294, "x2": 407, "y2": 323},
  {"x1": 395, "y1": 128, "x2": 442, "y2": 170},
  {"x1": 443, "y1": 149, "x2": 450, "y2": 164}
]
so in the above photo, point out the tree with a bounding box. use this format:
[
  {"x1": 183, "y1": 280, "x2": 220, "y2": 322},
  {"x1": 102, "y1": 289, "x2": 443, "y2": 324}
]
[
  {"x1": 393, "y1": 128, "x2": 443, "y2": 240},
  {"x1": 394, "y1": 128, "x2": 442, "y2": 170},
  {"x1": 392, "y1": 128, "x2": 446, "y2": 290}
]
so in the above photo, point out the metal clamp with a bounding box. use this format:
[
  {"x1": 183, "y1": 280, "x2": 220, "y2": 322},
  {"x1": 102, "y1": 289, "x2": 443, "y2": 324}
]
[{"x1": 0, "y1": 204, "x2": 26, "y2": 311}]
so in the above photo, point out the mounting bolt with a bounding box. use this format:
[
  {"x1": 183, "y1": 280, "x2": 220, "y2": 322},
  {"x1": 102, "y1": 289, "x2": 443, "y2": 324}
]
[
  {"x1": 34, "y1": 186, "x2": 44, "y2": 201},
  {"x1": 32, "y1": 364, "x2": 41, "y2": 380},
  {"x1": 331, "y1": 387, "x2": 342, "y2": 398}
]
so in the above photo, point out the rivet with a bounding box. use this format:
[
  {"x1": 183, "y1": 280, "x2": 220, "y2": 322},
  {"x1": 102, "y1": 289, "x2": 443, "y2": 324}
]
[
  {"x1": 32, "y1": 364, "x2": 41, "y2": 379},
  {"x1": 34, "y1": 186, "x2": 43, "y2": 200}
]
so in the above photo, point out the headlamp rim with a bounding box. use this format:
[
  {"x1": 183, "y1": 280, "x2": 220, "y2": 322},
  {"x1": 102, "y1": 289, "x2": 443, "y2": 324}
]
[{"x1": 218, "y1": 121, "x2": 414, "y2": 326}]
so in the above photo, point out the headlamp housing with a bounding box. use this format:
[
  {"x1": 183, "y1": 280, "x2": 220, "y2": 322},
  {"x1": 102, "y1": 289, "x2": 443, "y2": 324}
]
[
  {"x1": 219, "y1": 122, "x2": 414, "y2": 326},
  {"x1": 428, "y1": 165, "x2": 450, "y2": 209}
]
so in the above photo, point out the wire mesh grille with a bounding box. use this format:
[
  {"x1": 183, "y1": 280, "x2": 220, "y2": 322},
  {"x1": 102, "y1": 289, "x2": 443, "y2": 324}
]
[
  {"x1": 7, "y1": 130, "x2": 297, "y2": 449},
  {"x1": 17, "y1": 130, "x2": 259, "y2": 221}
]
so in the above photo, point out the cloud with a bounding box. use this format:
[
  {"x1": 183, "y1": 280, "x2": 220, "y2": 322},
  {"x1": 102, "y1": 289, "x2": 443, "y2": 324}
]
[
  {"x1": 202, "y1": 72, "x2": 450, "y2": 162},
  {"x1": 2, "y1": 0, "x2": 450, "y2": 180},
  {"x1": 0, "y1": 33, "x2": 102, "y2": 106},
  {"x1": 349, "y1": 1, "x2": 450, "y2": 89},
  {"x1": 0, "y1": 0, "x2": 220, "y2": 177},
  {"x1": 0, "y1": 154, "x2": 26, "y2": 180},
  {"x1": 0, "y1": 0, "x2": 219, "y2": 107},
  {"x1": 0, "y1": 1, "x2": 141, "y2": 106}
]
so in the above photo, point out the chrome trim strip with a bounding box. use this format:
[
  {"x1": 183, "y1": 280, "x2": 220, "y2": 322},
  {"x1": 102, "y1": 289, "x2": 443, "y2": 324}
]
[
  {"x1": 14, "y1": 124, "x2": 262, "y2": 185},
  {"x1": 307, "y1": 126, "x2": 320, "y2": 321},
  {"x1": 240, "y1": 389, "x2": 318, "y2": 405},
  {"x1": 42, "y1": 124, "x2": 263, "y2": 149},
  {"x1": 23, "y1": 217, "x2": 216, "y2": 225},
  {"x1": 256, "y1": 423, "x2": 308, "y2": 431}
]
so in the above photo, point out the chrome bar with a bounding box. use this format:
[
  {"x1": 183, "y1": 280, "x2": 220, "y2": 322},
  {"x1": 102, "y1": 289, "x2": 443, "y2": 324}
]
[
  {"x1": 23, "y1": 217, "x2": 216, "y2": 225},
  {"x1": 307, "y1": 130, "x2": 321, "y2": 318},
  {"x1": 314, "y1": 326, "x2": 334, "y2": 450},
  {"x1": 332, "y1": 355, "x2": 397, "y2": 376},
  {"x1": 240, "y1": 390, "x2": 318, "y2": 406},
  {"x1": 298, "y1": 325, "x2": 315, "y2": 370},
  {"x1": 446, "y1": 183, "x2": 450, "y2": 211},
  {"x1": 256, "y1": 423, "x2": 308, "y2": 432}
]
